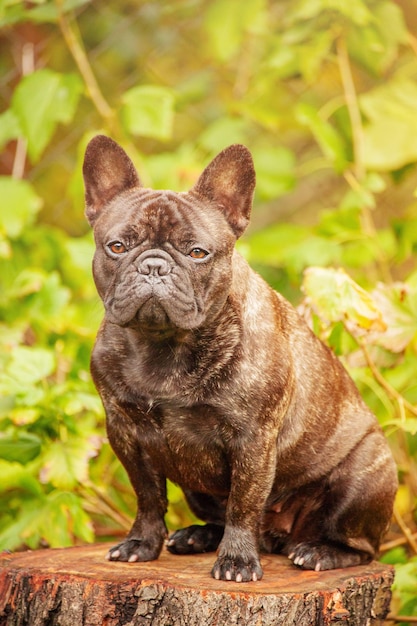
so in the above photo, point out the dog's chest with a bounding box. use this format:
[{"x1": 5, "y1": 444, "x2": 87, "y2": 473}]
[{"x1": 142, "y1": 402, "x2": 232, "y2": 494}]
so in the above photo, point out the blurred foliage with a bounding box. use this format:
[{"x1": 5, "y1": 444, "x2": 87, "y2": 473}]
[{"x1": 1, "y1": 0, "x2": 417, "y2": 621}]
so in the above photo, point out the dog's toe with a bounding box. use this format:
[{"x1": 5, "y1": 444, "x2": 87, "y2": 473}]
[{"x1": 167, "y1": 523, "x2": 223, "y2": 554}]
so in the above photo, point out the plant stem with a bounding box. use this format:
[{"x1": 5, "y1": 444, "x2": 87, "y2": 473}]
[
  {"x1": 12, "y1": 41, "x2": 35, "y2": 179},
  {"x1": 337, "y1": 39, "x2": 393, "y2": 284},
  {"x1": 56, "y1": 1, "x2": 115, "y2": 126},
  {"x1": 394, "y1": 507, "x2": 417, "y2": 554},
  {"x1": 336, "y1": 37, "x2": 364, "y2": 182},
  {"x1": 359, "y1": 341, "x2": 417, "y2": 418},
  {"x1": 381, "y1": 532, "x2": 417, "y2": 552},
  {"x1": 81, "y1": 483, "x2": 132, "y2": 531}
]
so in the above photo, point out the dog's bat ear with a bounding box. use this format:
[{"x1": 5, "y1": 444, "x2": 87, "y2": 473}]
[
  {"x1": 83, "y1": 135, "x2": 141, "y2": 225},
  {"x1": 191, "y1": 145, "x2": 255, "y2": 238}
]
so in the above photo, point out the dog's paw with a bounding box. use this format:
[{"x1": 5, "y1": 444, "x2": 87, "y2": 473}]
[
  {"x1": 167, "y1": 523, "x2": 223, "y2": 555},
  {"x1": 288, "y1": 542, "x2": 364, "y2": 571},
  {"x1": 211, "y1": 554, "x2": 263, "y2": 583},
  {"x1": 106, "y1": 538, "x2": 160, "y2": 563}
]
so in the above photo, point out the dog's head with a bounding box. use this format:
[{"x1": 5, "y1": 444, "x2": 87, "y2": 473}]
[{"x1": 83, "y1": 136, "x2": 255, "y2": 339}]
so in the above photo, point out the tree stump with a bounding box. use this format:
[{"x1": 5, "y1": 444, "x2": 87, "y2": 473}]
[{"x1": 0, "y1": 544, "x2": 393, "y2": 626}]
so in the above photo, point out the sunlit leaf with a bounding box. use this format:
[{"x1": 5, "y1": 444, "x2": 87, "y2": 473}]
[
  {"x1": 252, "y1": 145, "x2": 296, "y2": 200},
  {"x1": 204, "y1": 0, "x2": 267, "y2": 62},
  {"x1": 392, "y1": 559, "x2": 417, "y2": 595},
  {"x1": 12, "y1": 69, "x2": 83, "y2": 162},
  {"x1": 0, "y1": 501, "x2": 45, "y2": 551},
  {"x1": 41, "y1": 436, "x2": 99, "y2": 489},
  {"x1": 0, "y1": 460, "x2": 43, "y2": 495},
  {"x1": 302, "y1": 267, "x2": 385, "y2": 331},
  {"x1": 360, "y1": 79, "x2": 417, "y2": 170},
  {"x1": 348, "y1": 1, "x2": 408, "y2": 75},
  {"x1": 199, "y1": 117, "x2": 249, "y2": 153},
  {"x1": 370, "y1": 283, "x2": 417, "y2": 352},
  {"x1": 44, "y1": 492, "x2": 94, "y2": 547},
  {"x1": 6, "y1": 346, "x2": 55, "y2": 386},
  {"x1": 287, "y1": 0, "x2": 373, "y2": 25},
  {"x1": 0, "y1": 177, "x2": 42, "y2": 238},
  {"x1": 283, "y1": 237, "x2": 341, "y2": 273},
  {"x1": 247, "y1": 223, "x2": 309, "y2": 266},
  {"x1": 0, "y1": 109, "x2": 21, "y2": 150},
  {"x1": 0, "y1": 432, "x2": 42, "y2": 464},
  {"x1": 121, "y1": 85, "x2": 175, "y2": 141},
  {"x1": 0, "y1": 0, "x2": 90, "y2": 26},
  {"x1": 296, "y1": 102, "x2": 347, "y2": 171}
]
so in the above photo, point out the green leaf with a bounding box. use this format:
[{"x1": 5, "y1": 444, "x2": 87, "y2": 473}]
[
  {"x1": 43, "y1": 492, "x2": 94, "y2": 547},
  {"x1": 204, "y1": 0, "x2": 267, "y2": 62},
  {"x1": 6, "y1": 346, "x2": 55, "y2": 386},
  {"x1": 24, "y1": 0, "x2": 91, "y2": 24},
  {"x1": 247, "y1": 223, "x2": 309, "y2": 266},
  {"x1": 0, "y1": 500, "x2": 45, "y2": 551},
  {"x1": 371, "y1": 283, "x2": 417, "y2": 352},
  {"x1": 121, "y1": 85, "x2": 175, "y2": 141},
  {"x1": 392, "y1": 559, "x2": 417, "y2": 595},
  {"x1": 0, "y1": 0, "x2": 90, "y2": 26},
  {"x1": 0, "y1": 109, "x2": 21, "y2": 150},
  {"x1": 380, "y1": 546, "x2": 408, "y2": 566},
  {"x1": 348, "y1": 1, "x2": 408, "y2": 75},
  {"x1": 21, "y1": 271, "x2": 71, "y2": 323},
  {"x1": 41, "y1": 436, "x2": 100, "y2": 489},
  {"x1": 302, "y1": 266, "x2": 385, "y2": 331},
  {"x1": 11, "y1": 69, "x2": 83, "y2": 162},
  {"x1": 318, "y1": 205, "x2": 362, "y2": 240},
  {"x1": 360, "y1": 79, "x2": 417, "y2": 170},
  {"x1": 296, "y1": 102, "x2": 347, "y2": 171},
  {"x1": 283, "y1": 237, "x2": 341, "y2": 273},
  {"x1": 252, "y1": 145, "x2": 296, "y2": 200},
  {"x1": 0, "y1": 491, "x2": 93, "y2": 550},
  {"x1": 198, "y1": 117, "x2": 249, "y2": 153},
  {"x1": 288, "y1": 0, "x2": 373, "y2": 26},
  {"x1": 0, "y1": 433, "x2": 42, "y2": 464},
  {"x1": 0, "y1": 177, "x2": 42, "y2": 238},
  {"x1": 0, "y1": 460, "x2": 43, "y2": 495}
]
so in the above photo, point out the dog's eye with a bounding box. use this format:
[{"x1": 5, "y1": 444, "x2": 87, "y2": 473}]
[
  {"x1": 108, "y1": 241, "x2": 127, "y2": 255},
  {"x1": 189, "y1": 248, "x2": 209, "y2": 260}
]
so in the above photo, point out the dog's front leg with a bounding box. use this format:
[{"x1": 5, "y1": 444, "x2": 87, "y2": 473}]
[
  {"x1": 211, "y1": 435, "x2": 277, "y2": 582},
  {"x1": 104, "y1": 405, "x2": 168, "y2": 563}
]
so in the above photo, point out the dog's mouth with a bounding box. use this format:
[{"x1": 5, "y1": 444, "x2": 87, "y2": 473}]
[
  {"x1": 106, "y1": 296, "x2": 188, "y2": 341},
  {"x1": 132, "y1": 299, "x2": 179, "y2": 339},
  {"x1": 136, "y1": 297, "x2": 170, "y2": 326},
  {"x1": 103, "y1": 270, "x2": 207, "y2": 335}
]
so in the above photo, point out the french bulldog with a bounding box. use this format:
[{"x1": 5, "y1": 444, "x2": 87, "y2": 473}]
[{"x1": 83, "y1": 135, "x2": 397, "y2": 582}]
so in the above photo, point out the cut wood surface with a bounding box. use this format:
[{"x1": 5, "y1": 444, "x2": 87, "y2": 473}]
[{"x1": 0, "y1": 544, "x2": 393, "y2": 625}]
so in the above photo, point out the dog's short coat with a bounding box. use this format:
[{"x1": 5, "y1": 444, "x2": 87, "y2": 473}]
[{"x1": 83, "y1": 135, "x2": 397, "y2": 582}]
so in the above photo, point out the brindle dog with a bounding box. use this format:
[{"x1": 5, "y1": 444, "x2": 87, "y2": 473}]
[{"x1": 83, "y1": 135, "x2": 397, "y2": 582}]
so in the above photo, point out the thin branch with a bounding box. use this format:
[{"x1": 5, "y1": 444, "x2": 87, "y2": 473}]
[
  {"x1": 408, "y1": 32, "x2": 417, "y2": 58},
  {"x1": 337, "y1": 40, "x2": 393, "y2": 284},
  {"x1": 12, "y1": 138, "x2": 28, "y2": 179},
  {"x1": 381, "y1": 532, "x2": 417, "y2": 552},
  {"x1": 12, "y1": 42, "x2": 35, "y2": 179},
  {"x1": 81, "y1": 483, "x2": 133, "y2": 531},
  {"x1": 394, "y1": 507, "x2": 417, "y2": 555},
  {"x1": 56, "y1": 1, "x2": 115, "y2": 125},
  {"x1": 336, "y1": 37, "x2": 364, "y2": 182},
  {"x1": 360, "y1": 341, "x2": 417, "y2": 419},
  {"x1": 387, "y1": 615, "x2": 417, "y2": 624}
]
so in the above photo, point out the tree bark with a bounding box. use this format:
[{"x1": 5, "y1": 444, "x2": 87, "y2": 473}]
[{"x1": 0, "y1": 544, "x2": 393, "y2": 625}]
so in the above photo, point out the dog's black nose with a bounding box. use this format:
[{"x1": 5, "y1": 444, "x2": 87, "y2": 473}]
[{"x1": 138, "y1": 256, "x2": 171, "y2": 277}]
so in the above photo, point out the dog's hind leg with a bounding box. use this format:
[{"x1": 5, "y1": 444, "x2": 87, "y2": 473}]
[{"x1": 283, "y1": 430, "x2": 397, "y2": 571}]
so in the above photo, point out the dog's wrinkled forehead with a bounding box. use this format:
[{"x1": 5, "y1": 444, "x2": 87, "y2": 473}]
[
  {"x1": 103, "y1": 187, "x2": 225, "y2": 248},
  {"x1": 139, "y1": 189, "x2": 188, "y2": 239}
]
